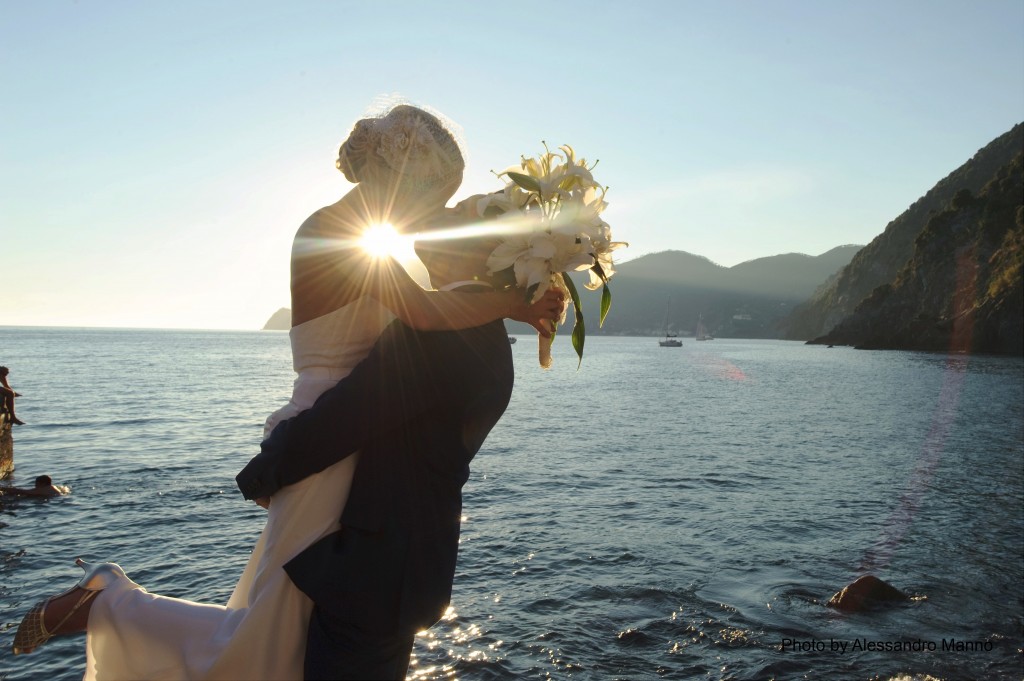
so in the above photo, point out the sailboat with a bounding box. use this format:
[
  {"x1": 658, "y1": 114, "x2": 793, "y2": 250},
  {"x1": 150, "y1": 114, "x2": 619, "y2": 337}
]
[
  {"x1": 695, "y1": 314, "x2": 714, "y2": 341},
  {"x1": 659, "y1": 299, "x2": 682, "y2": 347}
]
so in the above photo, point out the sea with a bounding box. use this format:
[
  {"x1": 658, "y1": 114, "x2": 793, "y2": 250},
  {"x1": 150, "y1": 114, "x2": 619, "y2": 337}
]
[{"x1": 0, "y1": 327, "x2": 1021, "y2": 681}]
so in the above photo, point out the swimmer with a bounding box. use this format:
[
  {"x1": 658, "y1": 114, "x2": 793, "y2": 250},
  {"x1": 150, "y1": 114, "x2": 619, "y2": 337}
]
[{"x1": 0, "y1": 475, "x2": 68, "y2": 498}]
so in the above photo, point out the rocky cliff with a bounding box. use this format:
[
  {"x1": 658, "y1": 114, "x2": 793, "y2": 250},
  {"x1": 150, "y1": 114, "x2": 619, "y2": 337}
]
[
  {"x1": 811, "y1": 152, "x2": 1023, "y2": 354},
  {"x1": 782, "y1": 123, "x2": 1024, "y2": 341}
]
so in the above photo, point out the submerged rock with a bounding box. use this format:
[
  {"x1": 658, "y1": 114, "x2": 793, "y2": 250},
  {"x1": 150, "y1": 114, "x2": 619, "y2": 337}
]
[{"x1": 827, "y1": 575, "x2": 909, "y2": 612}]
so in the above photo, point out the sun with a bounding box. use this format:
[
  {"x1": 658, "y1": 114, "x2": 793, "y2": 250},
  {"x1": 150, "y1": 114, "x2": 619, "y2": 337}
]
[{"x1": 359, "y1": 223, "x2": 413, "y2": 260}]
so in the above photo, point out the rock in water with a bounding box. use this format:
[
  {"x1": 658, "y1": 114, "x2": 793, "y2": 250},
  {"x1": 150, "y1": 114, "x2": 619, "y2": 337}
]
[
  {"x1": 0, "y1": 410, "x2": 12, "y2": 478},
  {"x1": 827, "y1": 575, "x2": 909, "y2": 612}
]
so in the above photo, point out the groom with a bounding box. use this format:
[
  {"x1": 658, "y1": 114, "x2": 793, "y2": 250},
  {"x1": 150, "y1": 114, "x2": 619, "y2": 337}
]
[{"x1": 237, "y1": 209, "x2": 553, "y2": 679}]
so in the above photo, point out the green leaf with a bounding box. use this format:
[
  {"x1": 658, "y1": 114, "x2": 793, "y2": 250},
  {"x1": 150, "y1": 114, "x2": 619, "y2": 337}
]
[
  {"x1": 600, "y1": 283, "x2": 612, "y2": 328},
  {"x1": 507, "y1": 171, "x2": 542, "y2": 193},
  {"x1": 571, "y1": 309, "x2": 585, "y2": 370},
  {"x1": 591, "y1": 261, "x2": 609, "y2": 284},
  {"x1": 561, "y1": 272, "x2": 585, "y2": 369}
]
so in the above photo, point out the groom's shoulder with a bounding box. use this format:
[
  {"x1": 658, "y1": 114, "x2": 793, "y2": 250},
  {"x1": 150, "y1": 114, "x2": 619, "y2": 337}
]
[{"x1": 385, "y1": 319, "x2": 508, "y2": 362}]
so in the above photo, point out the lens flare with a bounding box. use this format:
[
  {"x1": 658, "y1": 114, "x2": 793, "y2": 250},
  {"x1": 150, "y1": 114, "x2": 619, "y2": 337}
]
[{"x1": 360, "y1": 223, "x2": 412, "y2": 260}]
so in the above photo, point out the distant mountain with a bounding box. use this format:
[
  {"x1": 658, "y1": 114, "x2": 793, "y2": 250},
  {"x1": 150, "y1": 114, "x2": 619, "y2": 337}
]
[
  {"x1": 781, "y1": 123, "x2": 1024, "y2": 340},
  {"x1": 811, "y1": 152, "x2": 1022, "y2": 354},
  {"x1": 506, "y1": 246, "x2": 863, "y2": 338},
  {"x1": 262, "y1": 307, "x2": 290, "y2": 331},
  {"x1": 262, "y1": 246, "x2": 862, "y2": 338},
  {"x1": 728, "y1": 246, "x2": 866, "y2": 300}
]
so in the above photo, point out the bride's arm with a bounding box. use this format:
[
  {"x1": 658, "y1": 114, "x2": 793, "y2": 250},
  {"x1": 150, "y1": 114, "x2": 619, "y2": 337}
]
[
  {"x1": 346, "y1": 256, "x2": 559, "y2": 334},
  {"x1": 289, "y1": 215, "x2": 561, "y2": 334}
]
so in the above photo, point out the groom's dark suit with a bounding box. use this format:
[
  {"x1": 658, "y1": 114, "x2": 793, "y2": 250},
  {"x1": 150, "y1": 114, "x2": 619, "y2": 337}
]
[{"x1": 236, "y1": 299, "x2": 513, "y2": 679}]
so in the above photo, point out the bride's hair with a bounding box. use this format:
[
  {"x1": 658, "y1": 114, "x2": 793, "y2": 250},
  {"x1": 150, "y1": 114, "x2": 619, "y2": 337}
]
[{"x1": 336, "y1": 102, "x2": 464, "y2": 192}]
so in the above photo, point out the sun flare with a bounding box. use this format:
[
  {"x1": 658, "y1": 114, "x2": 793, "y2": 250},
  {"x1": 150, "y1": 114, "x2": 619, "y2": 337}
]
[{"x1": 360, "y1": 223, "x2": 413, "y2": 260}]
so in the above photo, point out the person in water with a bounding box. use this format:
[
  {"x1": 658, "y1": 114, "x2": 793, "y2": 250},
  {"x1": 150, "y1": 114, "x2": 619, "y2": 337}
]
[{"x1": 1, "y1": 475, "x2": 68, "y2": 498}]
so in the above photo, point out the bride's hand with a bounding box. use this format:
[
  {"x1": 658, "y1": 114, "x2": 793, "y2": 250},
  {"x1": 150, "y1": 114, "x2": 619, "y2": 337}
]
[
  {"x1": 255, "y1": 496, "x2": 270, "y2": 510},
  {"x1": 508, "y1": 289, "x2": 566, "y2": 337}
]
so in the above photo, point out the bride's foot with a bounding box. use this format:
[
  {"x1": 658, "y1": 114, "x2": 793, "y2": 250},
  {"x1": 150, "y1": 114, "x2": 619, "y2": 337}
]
[{"x1": 12, "y1": 558, "x2": 127, "y2": 654}]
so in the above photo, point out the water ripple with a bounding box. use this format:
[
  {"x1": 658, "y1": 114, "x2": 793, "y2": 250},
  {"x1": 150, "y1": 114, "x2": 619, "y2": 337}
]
[{"x1": 0, "y1": 331, "x2": 1021, "y2": 680}]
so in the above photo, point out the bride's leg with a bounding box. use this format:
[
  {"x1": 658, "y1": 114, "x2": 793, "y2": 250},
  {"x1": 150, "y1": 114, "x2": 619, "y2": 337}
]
[
  {"x1": 12, "y1": 560, "x2": 130, "y2": 654},
  {"x1": 38, "y1": 586, "x2": 94, "y2": 632},
  {"x1": 251, "y1": 454, "x2": 358, "y2": 593},
  {"x1": 205, "y1": 456, "x2": 361, "y2": 680}
]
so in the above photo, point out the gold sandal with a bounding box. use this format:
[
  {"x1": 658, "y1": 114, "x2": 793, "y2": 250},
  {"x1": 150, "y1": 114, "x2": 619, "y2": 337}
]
[{"x1": 12, "y1": 558, "x2": 127, "y2": 654}]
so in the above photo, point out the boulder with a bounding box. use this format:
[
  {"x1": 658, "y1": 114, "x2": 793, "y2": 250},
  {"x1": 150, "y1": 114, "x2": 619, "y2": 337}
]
[{"x1": 827, "y1": 575, "x2": 909, "y2": 612}]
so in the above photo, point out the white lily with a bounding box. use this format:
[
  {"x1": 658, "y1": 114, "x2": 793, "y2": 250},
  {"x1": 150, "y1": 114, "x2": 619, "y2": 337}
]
[
  {"x1": 557, "y1": 145, "x2": 598, "y2": 192},
  {"x1": 549, "y1": 230, "x2": 595, "y2": 274},
  {"x1": 482, "y1": 143, "x2": 628, "y2": 367},
  {"x1": 517, "y1": 259, "x2": 554, "y2": 300},
  {"x1": 588, "y1": 238, "x2": 628, "y2": 290}
]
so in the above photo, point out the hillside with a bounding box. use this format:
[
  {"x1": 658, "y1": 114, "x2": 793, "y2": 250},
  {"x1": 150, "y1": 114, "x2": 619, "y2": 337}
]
[
  {"x1": 261, "y1": 307, "x2": 290, "y2": 331},
  {"x1": 509, "y1": 246, "x2": 862, "y2": 338},
  {"x1": 812, "y1": 153, "x2": 1023, "y2": 354},
  {"x1": 781, "y1": 123, "x2": 1024, "y2": 340}
]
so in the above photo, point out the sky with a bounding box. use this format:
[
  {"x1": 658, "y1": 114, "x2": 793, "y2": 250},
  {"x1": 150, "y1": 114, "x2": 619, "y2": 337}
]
[{"x1": 1, "y1": 0, "x2": 1021, "y2": 330}]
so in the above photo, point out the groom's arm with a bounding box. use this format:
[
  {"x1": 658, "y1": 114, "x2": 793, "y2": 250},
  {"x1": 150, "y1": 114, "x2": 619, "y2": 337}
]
[
  {"x1": 235, "y1": 388, "x2": 370, "y2": 501},
  {"x1": 236, "y1": 321, "x2": 468, "y2": 500}
]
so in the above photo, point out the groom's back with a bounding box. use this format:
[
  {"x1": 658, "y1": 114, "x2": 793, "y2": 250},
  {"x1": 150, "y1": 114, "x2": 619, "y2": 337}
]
[
  {"x1": 340, "y1": 317, "x2": 513, "y2": 630},
  {"x1": 341, "y1": 317, "x2": 511, "y2": 525}
]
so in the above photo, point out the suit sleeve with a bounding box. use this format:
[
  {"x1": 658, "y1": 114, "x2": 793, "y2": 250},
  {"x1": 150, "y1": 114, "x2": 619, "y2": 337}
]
[{"x1": 235, "y1": 322, "x2": 456, "y2": 500}]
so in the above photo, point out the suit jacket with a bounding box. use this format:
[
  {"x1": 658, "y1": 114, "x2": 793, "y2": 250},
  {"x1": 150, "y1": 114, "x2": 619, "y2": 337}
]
[{"x1": 236, "y1": 311, "x2": 513, "y2": 635}]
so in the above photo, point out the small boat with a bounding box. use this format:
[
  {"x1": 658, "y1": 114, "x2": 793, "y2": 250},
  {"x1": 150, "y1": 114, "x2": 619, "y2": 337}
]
[
  {"x1": 508, "y1": 336, "x2": 517, "y2": 344},
  {"x1": 695, "y1": 315, "x2": 714, "y2": 341},
  {"x1": 659, "y1": 299, "x2": 682, "y2": 347}
]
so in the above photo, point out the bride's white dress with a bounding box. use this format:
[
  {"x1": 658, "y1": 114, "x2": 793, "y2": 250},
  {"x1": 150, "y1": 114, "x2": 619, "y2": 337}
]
[{"x1": 84, "y1": 297, "x2": 394, "y2": 680}]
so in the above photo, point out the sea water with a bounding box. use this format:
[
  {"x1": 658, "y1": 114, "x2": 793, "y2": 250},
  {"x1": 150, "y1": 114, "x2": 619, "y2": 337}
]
[{"x1": 0, "y1": 328, "x2": 1021, "y2": 680}]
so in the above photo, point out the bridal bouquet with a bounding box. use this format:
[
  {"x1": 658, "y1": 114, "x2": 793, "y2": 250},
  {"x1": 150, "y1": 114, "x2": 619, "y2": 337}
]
[{"x1": 477, "y1": 143, "x2": 627, "y2": 368}]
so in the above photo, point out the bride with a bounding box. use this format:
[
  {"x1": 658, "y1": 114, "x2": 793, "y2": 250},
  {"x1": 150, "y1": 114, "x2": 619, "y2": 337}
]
[{"x1": 12, "y1": 102, "x2": 562, "y2": 679}]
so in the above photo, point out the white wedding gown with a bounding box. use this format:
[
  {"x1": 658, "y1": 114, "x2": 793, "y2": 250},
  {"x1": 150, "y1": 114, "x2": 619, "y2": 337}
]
[{"x1": 84, "y1": 297, "x2": 395, "y2": 680}]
